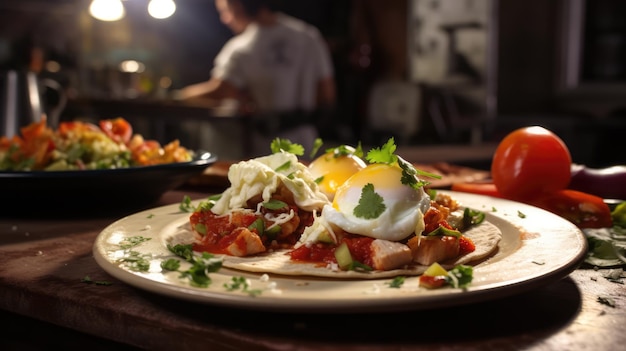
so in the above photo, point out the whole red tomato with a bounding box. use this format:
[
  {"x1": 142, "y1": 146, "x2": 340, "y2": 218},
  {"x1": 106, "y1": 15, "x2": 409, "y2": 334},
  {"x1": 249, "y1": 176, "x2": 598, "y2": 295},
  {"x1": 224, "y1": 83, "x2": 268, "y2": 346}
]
[{"x1": 491, "y1": 126, "x2": 572, "y2": 201}]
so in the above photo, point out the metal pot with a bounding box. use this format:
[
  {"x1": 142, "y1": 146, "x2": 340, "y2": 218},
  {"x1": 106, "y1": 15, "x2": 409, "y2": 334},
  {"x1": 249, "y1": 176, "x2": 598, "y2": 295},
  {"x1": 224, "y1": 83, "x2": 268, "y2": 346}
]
[{"x1": 0, "y1": 70, "x2": 66, "y2": 138}]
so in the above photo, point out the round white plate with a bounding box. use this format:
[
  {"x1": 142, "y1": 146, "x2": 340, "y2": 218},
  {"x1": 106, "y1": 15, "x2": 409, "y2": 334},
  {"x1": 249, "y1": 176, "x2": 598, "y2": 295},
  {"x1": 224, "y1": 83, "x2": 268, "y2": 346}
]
[{"x1": 93, "y1": 191, "x2": 587, "y2": 313}]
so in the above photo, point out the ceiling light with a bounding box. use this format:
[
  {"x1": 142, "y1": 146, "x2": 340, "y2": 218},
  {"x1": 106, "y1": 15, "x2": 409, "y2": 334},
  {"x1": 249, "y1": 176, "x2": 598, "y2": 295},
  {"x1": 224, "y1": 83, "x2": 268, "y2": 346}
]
[
  {"x1": 89, "y1": 0, "x2": 125, "y2": 22},
  {"x1": 148, "y1": 0, "x2": 176, "y2": 19}
]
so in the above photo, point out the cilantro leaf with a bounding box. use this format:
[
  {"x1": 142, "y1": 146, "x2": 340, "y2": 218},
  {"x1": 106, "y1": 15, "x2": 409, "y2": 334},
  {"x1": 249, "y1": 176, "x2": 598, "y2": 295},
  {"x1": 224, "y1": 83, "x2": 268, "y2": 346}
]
[
  {"x1": 446, "y1": 265, "x2": 473, "y2": 288},
  {"x1": 270, "y1": 138, "x2": 304, "y2": 156},
  {"x1": 164, "y1": 244, "x2": 223, "y2": 288},
  {"x1": 366, "y1": 138, "x2": 397, "y2": 164},
  {"x1": 327, "y1": 143, "x2": 364, "y2": 159},
  {"x1": 179, "y1": 195, "x2": 194, "y2": 212},
  {"x1": 353, "y1": 183, "x2": 386, "y2": 219}
]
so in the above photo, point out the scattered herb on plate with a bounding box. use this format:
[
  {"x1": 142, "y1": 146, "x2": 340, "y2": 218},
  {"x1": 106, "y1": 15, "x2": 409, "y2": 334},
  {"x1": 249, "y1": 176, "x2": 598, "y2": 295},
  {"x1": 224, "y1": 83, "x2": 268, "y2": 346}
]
[{"x1": 163, "y1": 244, "x2": 223, "y2": 288}]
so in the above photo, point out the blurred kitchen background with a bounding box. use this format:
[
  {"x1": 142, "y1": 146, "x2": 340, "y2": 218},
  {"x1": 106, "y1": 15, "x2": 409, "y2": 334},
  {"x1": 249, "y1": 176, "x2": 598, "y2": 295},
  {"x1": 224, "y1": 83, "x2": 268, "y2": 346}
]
[{"x1": 0, "y1": 0, "x2": 624, "y2": 167}]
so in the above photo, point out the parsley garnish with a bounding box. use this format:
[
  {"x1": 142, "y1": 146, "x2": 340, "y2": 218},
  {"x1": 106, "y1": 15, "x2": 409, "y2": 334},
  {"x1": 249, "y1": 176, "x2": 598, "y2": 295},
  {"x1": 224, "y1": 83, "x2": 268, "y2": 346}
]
[
  {"x1": 163, "y1": 244, "x2": 223, "y2": 288},
  {"x1": 224, "y1": 276, "x2": 262, "y2": 296},
  {"x1": 446, "y1": 265, "x2": 473, "y2": 288},
  {"x1": 328, "y1": 143, "x2": 364, "y2": 159},
  {"x1": 366, "y1": 138, "x2": 440, "y2": 190},
  {"x1": 120, "y1": 250, "x2": 152, "y2": 272},
  {"x1": 310, "y1": 138, "x2": 323, "y2": 159},
  {"x1": 597, "y1": 296, "x2": 616, "y2": 308},
  {"x1": 353, "y1": 183, "x2": 386, "y2": 219},
  {"x1": 270, "y1": 138, "x2": 304, "y2": 156},
  {"x1": 366, "y1": 138, "x2": 397, "y2": 164},
  {"x1": 387, "y1": 276, "x2": 405, "y2": 288},
  {"x1": 81, "y1": 275, "x2": 112, "y2": 286},
  {"x1": 179, "y1": 195, "x2": 194, "y2": 212},
  {"x1": 119, "y1": 236, "x2": 151, "y2": 250}
]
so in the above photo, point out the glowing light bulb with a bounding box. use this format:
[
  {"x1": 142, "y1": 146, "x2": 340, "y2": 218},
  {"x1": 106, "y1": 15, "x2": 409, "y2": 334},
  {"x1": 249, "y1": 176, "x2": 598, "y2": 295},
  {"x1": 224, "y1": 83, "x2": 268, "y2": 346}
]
[
  {"x1": 89, "y1": 0, "x2": 125, "y2": 22},
  {"x1": 148, "y1": 0, "x2": 177, "y2": 19}
]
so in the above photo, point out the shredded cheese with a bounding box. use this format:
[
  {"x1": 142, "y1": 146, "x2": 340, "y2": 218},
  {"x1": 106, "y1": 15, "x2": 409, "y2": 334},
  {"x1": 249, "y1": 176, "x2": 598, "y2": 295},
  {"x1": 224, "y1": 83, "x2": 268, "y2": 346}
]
[{"x1": 265, "y1": 209, "x2": 295, "y2": 230}]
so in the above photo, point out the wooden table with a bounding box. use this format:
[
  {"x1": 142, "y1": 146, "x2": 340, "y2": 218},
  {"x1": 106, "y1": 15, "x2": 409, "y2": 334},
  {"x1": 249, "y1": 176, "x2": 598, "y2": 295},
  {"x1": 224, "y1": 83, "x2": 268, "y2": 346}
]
[{"x1": 1, "y1": 187, "x2": 625, "y2": 351}]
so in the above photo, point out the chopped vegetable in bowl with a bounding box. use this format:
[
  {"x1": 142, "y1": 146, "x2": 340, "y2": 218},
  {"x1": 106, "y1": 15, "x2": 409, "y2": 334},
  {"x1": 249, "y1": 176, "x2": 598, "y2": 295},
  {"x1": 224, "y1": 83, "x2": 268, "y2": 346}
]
[{"x1": 0, "y1": 117, "x2": 193, "y2": 171}]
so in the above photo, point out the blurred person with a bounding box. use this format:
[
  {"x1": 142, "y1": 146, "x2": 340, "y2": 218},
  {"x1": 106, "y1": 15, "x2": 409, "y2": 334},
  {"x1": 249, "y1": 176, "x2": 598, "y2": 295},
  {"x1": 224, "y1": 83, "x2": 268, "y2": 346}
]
[{"x1": 176, "y1": 0, "x2": 336, "y2": 157}]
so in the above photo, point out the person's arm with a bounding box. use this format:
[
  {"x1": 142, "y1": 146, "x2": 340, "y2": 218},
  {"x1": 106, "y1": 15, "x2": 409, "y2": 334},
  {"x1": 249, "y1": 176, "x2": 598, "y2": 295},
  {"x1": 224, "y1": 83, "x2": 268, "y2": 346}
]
[{"x1": 174, "y1": 78, "x2": 241, "y2": 104}]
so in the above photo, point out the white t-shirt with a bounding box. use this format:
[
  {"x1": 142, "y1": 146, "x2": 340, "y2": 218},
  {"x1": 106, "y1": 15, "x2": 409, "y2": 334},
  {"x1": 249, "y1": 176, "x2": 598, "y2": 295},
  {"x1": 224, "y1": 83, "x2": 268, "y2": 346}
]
[{"x1": 211, "y1": 13, "x2": 334, "y2": 113}]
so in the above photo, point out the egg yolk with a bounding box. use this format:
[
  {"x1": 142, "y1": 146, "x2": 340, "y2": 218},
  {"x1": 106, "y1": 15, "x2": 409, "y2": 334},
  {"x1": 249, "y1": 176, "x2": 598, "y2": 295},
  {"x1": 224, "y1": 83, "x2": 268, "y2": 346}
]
[
  {"x1": 326, "y1": 163, "x2": 430, "y2": 241},
  {"x1": 308, "y1": 151, "x2": 367, "y2": 200}
]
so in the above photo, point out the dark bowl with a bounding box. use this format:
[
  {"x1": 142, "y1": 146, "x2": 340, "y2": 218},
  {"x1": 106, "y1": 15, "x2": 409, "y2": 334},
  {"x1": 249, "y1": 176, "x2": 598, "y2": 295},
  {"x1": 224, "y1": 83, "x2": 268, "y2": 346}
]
[{"x1": 0, "y1": 151, "x2": 217, "y2": 217}]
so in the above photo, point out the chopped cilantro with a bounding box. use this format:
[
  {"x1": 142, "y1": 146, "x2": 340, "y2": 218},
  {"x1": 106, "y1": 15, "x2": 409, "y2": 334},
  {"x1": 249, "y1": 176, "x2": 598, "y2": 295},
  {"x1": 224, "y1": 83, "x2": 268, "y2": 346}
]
[
  {"x1": 446, "y1": 265, "x2": 473, "y2": 288},
  {"x1": 270, "y1": 138, "x2": 304, "y2": 156},
  {"x1": 353, "y1": 183, "x2": 386, "y2": 219},
  {"x1": 120, "y1": 250, "x2": 152, "y2": 272},
  {"x1": 328, "y1": 143, "x2": 364, "y2": 159},
  {"x1": 518, "y1": 210, "x2": 527, "y2": 218},
  {"x1": 118, "y1": 236, "x2": 151, "y2": 250},
  {"x1": 81, "y1": 275, "x2": 112, "y2": 286},
  {"x1": 597, "y1": 296, "x2": 616, "y2": 308},
  {"x1": 179, "y1": 195, "x2": 194, "y2": 212},
  {"x1": 366, "y1": 138, "x2": 397, "y2": 164},
  {"x1": 196, "y1": 193, "x2": 222, "y2": 211},
  {"x1": 387, "y1": 276, "x2": 405, "y2": 288},
  {"x1": 398, "y1": 158, "x2": 430, "y2": 190},
  {"x1": 366, "y1": 138, "x2": 439, "y2": 190},
  {"x1": 224, "y1": 276, "x2": 262, "y2": 296},
  {"x1": 310, "y1": 138, "x2": 323, "y2": 159},
  {"x1": 164, "y1": 244, "x2": 223, "y2": 288}
]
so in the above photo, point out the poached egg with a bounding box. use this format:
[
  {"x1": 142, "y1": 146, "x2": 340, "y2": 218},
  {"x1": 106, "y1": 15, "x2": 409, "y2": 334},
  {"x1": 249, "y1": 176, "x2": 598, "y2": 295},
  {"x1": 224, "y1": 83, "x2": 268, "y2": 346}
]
[
  {"x1": 301, "y1": 161, "x2": 432, "y2": 244},
  {"x1": 307, "y1": 146, "x2": 367, "y2": 201}
]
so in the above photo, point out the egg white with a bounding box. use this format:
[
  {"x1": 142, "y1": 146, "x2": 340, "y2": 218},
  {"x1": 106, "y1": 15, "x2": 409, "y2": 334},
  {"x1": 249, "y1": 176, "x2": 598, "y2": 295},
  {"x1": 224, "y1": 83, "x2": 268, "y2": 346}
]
[{"x1": 322, "y1": 163, "x2": 431, "y2": 241}]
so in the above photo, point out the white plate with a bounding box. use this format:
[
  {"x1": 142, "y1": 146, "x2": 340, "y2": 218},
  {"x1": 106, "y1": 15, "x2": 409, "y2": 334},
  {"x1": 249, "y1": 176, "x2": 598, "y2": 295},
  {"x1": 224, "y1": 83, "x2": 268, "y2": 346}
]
[{"x1": 92, "y1": 191, "x2": 587, "y2": 313}]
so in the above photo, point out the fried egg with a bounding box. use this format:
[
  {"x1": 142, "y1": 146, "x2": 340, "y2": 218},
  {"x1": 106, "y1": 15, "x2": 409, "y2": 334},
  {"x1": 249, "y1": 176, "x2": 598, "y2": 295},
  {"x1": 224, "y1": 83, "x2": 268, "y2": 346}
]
[
  {"x1": 320, "y1": 162, "x2": 431, "y2": 241},
  {"x1": 308, "y1": 147, "x2": 367, "y2": 201}
]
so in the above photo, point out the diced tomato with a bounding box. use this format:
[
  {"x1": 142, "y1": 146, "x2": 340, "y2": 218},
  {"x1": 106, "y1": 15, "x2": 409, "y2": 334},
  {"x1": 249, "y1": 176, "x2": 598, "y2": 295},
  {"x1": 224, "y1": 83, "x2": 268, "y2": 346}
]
[
  {"x1": 451, "y1": 181, "x2": 503, "y2": 198},
  {"x1": 99, "y1": 117, "x2": 133, "y2": 145},
  {"x1": 289, "y1": 243, "x2": 335, "y2": 264},
  {"x1": 57, "y1": 120, "x2": 99, "y2": 136},
  {"x1": 419, "y1": 274, "x2": 447, "y2": 289},
  {"x1": 526, "y1": 189, "x2": 612, "y2": 229},
  {"x1": 459, "y1": 236, "x2": 475, "y2": 255}
]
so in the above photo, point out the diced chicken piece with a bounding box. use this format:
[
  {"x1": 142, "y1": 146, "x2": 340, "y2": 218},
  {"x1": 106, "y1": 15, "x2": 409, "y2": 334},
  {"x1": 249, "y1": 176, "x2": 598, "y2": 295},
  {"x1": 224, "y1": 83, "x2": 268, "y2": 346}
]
[
  {"x1": 224, "y1": 228, "x2": 266, "y2": 256},
  {"x1": 410, "y1": 235, "x2": 460, "y2": 266},
  {"x1": 370, "y1": 239, "x2": 413, "y2": 270}
]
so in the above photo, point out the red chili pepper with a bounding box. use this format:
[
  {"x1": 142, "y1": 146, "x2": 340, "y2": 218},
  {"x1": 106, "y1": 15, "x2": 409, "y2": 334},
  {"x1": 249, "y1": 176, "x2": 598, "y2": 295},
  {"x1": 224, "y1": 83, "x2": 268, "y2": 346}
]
[
  {"x1": 450, "y1": 181, "x2": 503, "y2": 198},
  {"x1": 526, "y1": 189, "x2": 613, "y2": 229}
]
